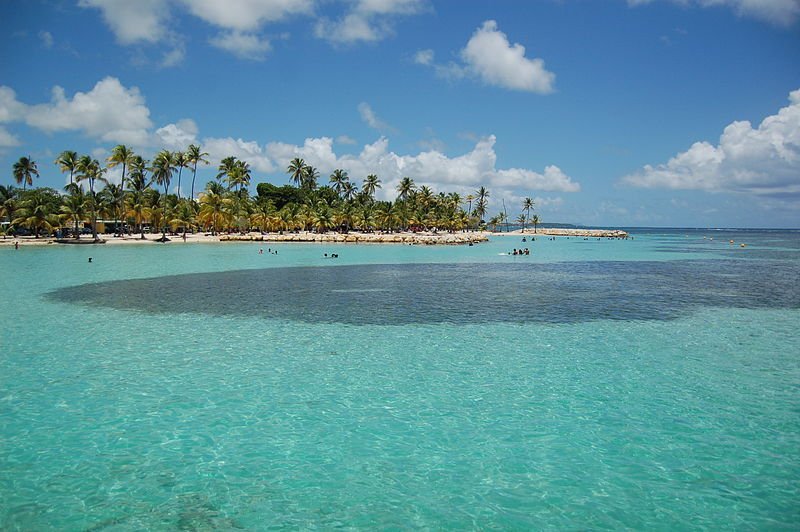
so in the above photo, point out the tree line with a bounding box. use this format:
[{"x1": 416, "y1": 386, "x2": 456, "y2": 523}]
[{"x1": 3, "y1": 145, "x2": 541, "y2": 239}]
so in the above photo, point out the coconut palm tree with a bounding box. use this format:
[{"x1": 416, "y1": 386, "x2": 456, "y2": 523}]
[
  {"x1": 329, "y1": 169, "x2": 349, "y2": 197},
  {"x1": 362, "y1": 174, "x2": 381, "y2": 201},
  {"x1": 13, "y1": 156, "x2": 39, "y2": 191},
  {"x1": 186, "y1": 144, "x2": 209, "y2": 202},
  {"x1": 302, "y1": 165, "x2": 319, "y2": 191},
  {"x1": 106, "y1": 145, "x2": 135, "y2": 193},
  {"x1": 396, "y1": 176, "x2": 415, "y2": 202},
  {"x1": 227, "y1": 159, "x2": 251, "y2": 194},
  {"x1": 60, "y1": 186, "x2": 89, "y2": 239},
  {"x1": 216, "y1": 156, "x2": 237, "y2": 189},
  {"x1": 75, "y1": 156, "x2": 106, "y2": 240},
  {"x1": 151, "y1": 150, "x2": 176, "y2": 241},
  {"x1": 0, "y1": 185, "x2": 17, "y2": 228},
  {"x1": 287, "y1": 158, "x2": 306, "y2": 188},
  {"x1": 516, "y1": 213, "x2": 527, "y2": 231},
  {"x1": 465, "y1": 194, "x2": 475, "y2": 216},
  {"x1": 342, "y1": 181, "x2": 359, "y2": 202},
  {"x1": 100, "y1": 183, "x2": 127, "y2": 236},
  {"x1": 522, "y1": 197, "x2": 534, "y2": 231},
  {"x1": 197, "y1": 189, "x2": 232, "y2": 235},
  {"x1": 170, "y1": 199, "x2": 196, "y2": 240},
  {"x1": 173, "y1": 151, "x2": 188, "y2": 199},
  {"x1": 55, "y1": 151, "x2": 79, "y2": 187},
  {"x1": 12, "y1": 189, "x2": 59, "y2": 237},
  {"x1": 531, "y1": 214, "x2": 541, "y2": 234}
]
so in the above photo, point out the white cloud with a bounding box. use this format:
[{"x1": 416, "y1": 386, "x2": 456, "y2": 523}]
[
  {"x1": 0, "y1": 126, "x2": 20, "y2": 148},
  {"x1": 461, "y1": 20, "x2": 555, "y2": 93},
  {"x1": 38, "y1": 30, "x2": 54, "y2": 48},
  {"x1": 0, "y1": 77, "x2": 153, "y2": 146},
  {"x1": 627, "y1": 0, "x2": 800, "y2": 26},
  {"x1": 315, "y1": 0, "x2": 426, "y2": 44},
  {"x1": 79, "y1": 0, "x2": 169, "y2": 44},
  {"x1": 209, "y1": 31, "x2": 272, "y2": 60},
  {"x1": 0, "y1": 87, "x2": 26, "y2": 123},
  {"x1": 155, "y1": 119, "x2": 199, "y2": 149},
  {"x1": 622, "y1": 88, "x2": 800, "y2": 200},
  {"x1": 263, "y1": 134, "x2": 579, "y2": 200},
  {"x1": 336, "y1": 135, "x2": 357, "y2": 145},
  {"x1": 416, "y1": 20, "x2": 555, "y2": 94},
  {"x1": 24, "y1": 77, "x2": 153, "y2": 146},
  {"x1": 179, "y1": 0, "x2": 313, "y2": 31},
  {"x1": 413, "y1": 48, "x2": 434, "y2": 66},
  {"x1": 358, "y1": 102, "x2": 392, "y2": 131},
  {"x1": 203, "y1": 136, "x2": 276, "y2": 173}
]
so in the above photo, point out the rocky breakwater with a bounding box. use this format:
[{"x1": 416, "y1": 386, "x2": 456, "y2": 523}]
[
  {"x1": 218, "y1": 231, "x2": 489, "y2": 245},
  {"x1": 519, "y1": 228, "x2": 629, "y2": 238}
]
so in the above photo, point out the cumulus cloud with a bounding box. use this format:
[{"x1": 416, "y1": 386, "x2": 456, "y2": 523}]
[
  {"x1": 209, "y1": 31, "x2": 272, "y2": 60},
  {"x1": 627, "y1": 0, "x2": 800, "y2": 26},
  {"x1": 315, "y1": 0, "x2": 426, "y2": 44},
  {"x1": 622, "y1": 88, "x2": 800, "y2": 199},
  {"x1": 203, "y1": 136, "x2": 276, "y2": 173},
  {"x1": 0, "y1": 126, "x2": 20, "y2": 148},
  {"x1": 179, "y1": 0, "x2": 313, "y2": 31},
  {"x1": 416, "y1": 20, "x2": 555, "y2": 94},
  {"x1": 155, "y1": 119, "x2": 199, "y2": 149},
  {"x1": 261, "y1": 134, "x2": 579, "y2": 200},
  {"x1": 0, "y1": 77, "x2": 153, "y2": 146},
  {"x1": 79, "y1": 0, "x2": 169, "y2": 44}
]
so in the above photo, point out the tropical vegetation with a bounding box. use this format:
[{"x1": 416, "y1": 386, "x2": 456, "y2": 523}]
[{"x1": 3, "y1": 148, "x2": 542, "y2": 239}]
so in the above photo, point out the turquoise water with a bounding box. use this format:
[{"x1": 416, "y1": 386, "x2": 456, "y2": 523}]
[{"x1": 2, "y1": 230, "x2": 799, "y2": 529}]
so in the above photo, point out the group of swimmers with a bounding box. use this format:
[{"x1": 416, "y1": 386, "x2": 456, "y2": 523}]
[
  {"x1": 324, "y1": 253, "x2": 339, "y2": 258},
  {"x1": 511, "y1": 248, "x2": 530, "y2": 255},
  {"x1": 258, "y1": 248, "x2": 278, "y2": 255}
]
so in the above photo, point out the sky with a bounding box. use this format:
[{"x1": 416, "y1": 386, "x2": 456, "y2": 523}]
[{"x1": 1, "y1": 0, "x2": 799, "y2": 228}]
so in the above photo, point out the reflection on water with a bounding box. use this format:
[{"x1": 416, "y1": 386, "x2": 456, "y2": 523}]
[{"x1": 48, "y1": 260, "x2": 800, "y2": 325}]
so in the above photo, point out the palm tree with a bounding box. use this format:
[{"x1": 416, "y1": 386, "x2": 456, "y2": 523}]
[
  {"x1": 55, "y1": 151, "x2": 79, "y2": 187},
  {"x1": 60, "y1": 186, "x2": 89, "y2": 239},
  {"x1": 342, "y1": 181, "x2": 359, "y2": 202},
  {"x1": 173, "y1": 151, "x2": 188, "y2": 199},
  {"x1": 473, "y1": 186, "x2": 490, "y2": 223},
  {"x1": 516, "y1": 213, "x2": 527, "y2": 231},
  {"x1": 531, "y1": 214, "x2": 541, "y2": 234},
  {"x1": 362, "y1": 174, "x2": 381, "y2": 201},
  {"x1": 185, "y1": 144, "x2": 209, "y2": 202},
  {"x1": 100, "y1": 183, "x2": 126, "y2": 237},
  {"x1": 522, "y1": 197, "x2": 534, "y2": 232},
  {"x1": 151, "y1": 150, "x2": 176, "y2": 241},
  {"x1": 287, "y1": 157, "x2": 306, "y2": 187},
  {"x1": 465, "y1": 194, "x2": 475, "y2": 216},
  {"x1": 12, "y1": 189, "x2": 59, "y2": 237},
  {"x1": 197, "y1": 189, "x2": 232, "y2": 235},
  {"x1": 106, "y1": 144, "x2": 135, "y2": 193},
  {"x1": 170, "y1": 199, "x2": 196, "y2": 240},
  {"x1": 216, "y1": 156, "x2": 237, "y2": 189},
  {"x1": 329, "y1": 169, "x2": 349, "y2": 197},
  {"x1": 396, "y1": 176, "x2": 415, "y2": 202},
  {"x1": 0, "y1": 185, "x2": 17, "y2": 228},
  {"x1": 302, "y1": 165, "x2": 319, "y2": 191},
  {"x1": 13, "y1": 156, "x2": 39, "y2": 191},
  {"x1": 227, "y1": 159, "x2": 251, "y2": 194},
  {"x1": 75, "y1": 156, "x2": 106, "y2": 240}
]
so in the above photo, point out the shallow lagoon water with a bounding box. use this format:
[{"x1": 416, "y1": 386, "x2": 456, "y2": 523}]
[{"x1": 2, "y1": 230, "x2": 799, "y2": 529}]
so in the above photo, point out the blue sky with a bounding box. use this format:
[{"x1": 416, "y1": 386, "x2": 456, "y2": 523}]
[{"x1": 1, "y1": 0, "x2": 799, "y2": 227}]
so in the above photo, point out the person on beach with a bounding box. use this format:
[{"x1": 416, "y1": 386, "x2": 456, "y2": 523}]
[{"x1": 14, "y1": 241, "x2": 18, "y2": 250}]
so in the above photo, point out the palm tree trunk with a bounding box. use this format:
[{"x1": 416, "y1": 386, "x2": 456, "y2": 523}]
[
  {"x1": 190, "y1": 164, "x2": 197, "y2": 201},
  {"x1": 177, "y1": 167, "x2": 183, "y2": 200}
]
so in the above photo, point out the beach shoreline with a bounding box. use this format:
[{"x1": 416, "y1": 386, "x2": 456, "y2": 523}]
[{"x1": 0, "y1": 227, "x2": 628, "y2": 247}]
